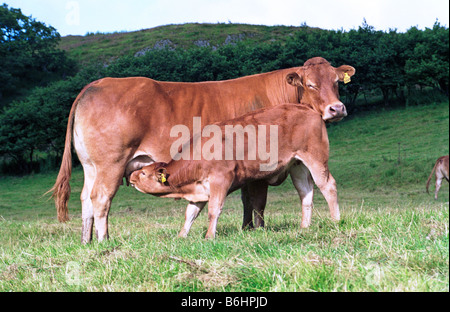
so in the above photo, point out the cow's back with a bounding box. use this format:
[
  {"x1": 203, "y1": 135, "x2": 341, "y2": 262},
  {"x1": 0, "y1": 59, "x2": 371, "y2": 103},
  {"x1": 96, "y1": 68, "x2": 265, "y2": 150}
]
[{"x1": 73, "y1": 71, "x2": 300, "y2": 164}]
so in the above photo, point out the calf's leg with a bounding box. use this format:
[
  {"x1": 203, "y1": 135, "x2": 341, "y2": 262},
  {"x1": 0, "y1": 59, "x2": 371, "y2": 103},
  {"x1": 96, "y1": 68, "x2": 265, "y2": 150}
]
[
  {"x1": 205, "y1": 180, "x2": 231, "y2": 239},
  {"x1": 178, "y1": 201, "x2": 206, "y2": 237},
  {"x1": 205, "y1": 195, "x2": 226, "y2": 239},
  {"x1": 302, "y1": 158, "x2": 340, "y2": 223},
  {"x1": 289, "y1": 163, "x2": 314, "y2": 228}
]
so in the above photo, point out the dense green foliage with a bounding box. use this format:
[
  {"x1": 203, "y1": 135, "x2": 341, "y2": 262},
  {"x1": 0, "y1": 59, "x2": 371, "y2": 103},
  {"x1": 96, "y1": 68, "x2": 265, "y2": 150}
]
[
  {"x1": 0, "y1": 4, "x2": 75, "y2": 105},
  {"x1": 0, "y1": 4, "x2": 448, "y2": 173}
]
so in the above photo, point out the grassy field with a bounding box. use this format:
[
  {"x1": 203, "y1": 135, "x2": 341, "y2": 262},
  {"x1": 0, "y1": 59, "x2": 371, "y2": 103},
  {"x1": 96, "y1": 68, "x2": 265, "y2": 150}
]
[{"x1": 0, "y1": 102, "x2": 448, "y2": 292}]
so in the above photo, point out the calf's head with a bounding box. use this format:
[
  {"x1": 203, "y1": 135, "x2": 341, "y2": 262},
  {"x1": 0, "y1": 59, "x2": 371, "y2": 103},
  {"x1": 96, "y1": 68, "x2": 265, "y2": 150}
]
[
  {"x1": 130, "y1": 162, "x2": 170, "y2": 194},
  {"x1": 286, "y1": 57, "x2": 355, "y2": 122}
]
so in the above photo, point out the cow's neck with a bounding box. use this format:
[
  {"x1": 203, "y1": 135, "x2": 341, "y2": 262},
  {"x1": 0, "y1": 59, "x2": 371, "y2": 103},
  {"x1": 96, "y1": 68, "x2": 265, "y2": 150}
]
[
  {"x1": 270, "y1": 68, "x2": 302, "y2": 105},
  {"x1": 240, "y1": 68, "x2": 302, "y2": 114}
]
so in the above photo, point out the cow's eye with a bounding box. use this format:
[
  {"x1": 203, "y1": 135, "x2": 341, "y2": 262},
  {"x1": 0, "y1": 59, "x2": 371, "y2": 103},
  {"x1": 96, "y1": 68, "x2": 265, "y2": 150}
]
[
  {"x1": 307, "y1": 84, "x2": 317, "y2": 90},
  {"x1": 141, "y1": 171, "x2": 146, "y2": 176}
]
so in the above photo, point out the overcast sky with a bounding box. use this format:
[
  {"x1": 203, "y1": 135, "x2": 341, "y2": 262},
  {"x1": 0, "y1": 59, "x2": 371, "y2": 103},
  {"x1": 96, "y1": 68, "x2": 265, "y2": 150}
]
[{"x1": 4, "y1": 0, "x2": 449, "y2": 36}]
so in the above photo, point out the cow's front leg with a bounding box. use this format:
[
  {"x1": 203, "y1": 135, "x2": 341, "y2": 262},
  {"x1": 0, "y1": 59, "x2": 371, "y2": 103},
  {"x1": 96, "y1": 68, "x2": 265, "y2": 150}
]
[
  {"x1": 178, "y1": 201, "x2": 206, "y2": 237},
  {"x1": 241, "y1": 180, "x2": 268, "y2": 229}
]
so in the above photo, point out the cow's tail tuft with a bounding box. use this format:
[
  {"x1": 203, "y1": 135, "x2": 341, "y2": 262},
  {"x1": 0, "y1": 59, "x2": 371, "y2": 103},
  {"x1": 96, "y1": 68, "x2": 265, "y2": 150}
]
[{"x1": 50, "y1": 143, "x2": 72, "y2": 222}]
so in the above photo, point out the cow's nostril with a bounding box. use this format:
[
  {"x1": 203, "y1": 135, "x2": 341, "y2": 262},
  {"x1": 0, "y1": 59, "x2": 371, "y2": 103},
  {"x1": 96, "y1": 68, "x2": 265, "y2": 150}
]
[
  {"x1": 331, "y1": 105, "x2": 345, "y2": 113},
  {"x1": 329, "y1": 106, "x2": 338, "y2": 115}
]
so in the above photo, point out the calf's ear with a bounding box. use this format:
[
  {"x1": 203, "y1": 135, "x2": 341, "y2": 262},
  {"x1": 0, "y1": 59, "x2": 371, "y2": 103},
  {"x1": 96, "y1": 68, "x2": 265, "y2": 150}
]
[
  {"x1": 286, "y1": 72, "x2": 303, "y2": 87},
  {"x1": 156, "y1": 168, "x2": 168, "y2": 184},
  {"x1": 336, "y1": 65, "x2": 356, "y2": 82}
]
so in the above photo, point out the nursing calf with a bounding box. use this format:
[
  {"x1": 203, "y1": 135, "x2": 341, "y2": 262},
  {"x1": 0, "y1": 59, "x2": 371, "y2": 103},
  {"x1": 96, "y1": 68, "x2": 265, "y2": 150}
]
[{"x1": 130, "y1": 104, "x2": 340, "y2": 238}]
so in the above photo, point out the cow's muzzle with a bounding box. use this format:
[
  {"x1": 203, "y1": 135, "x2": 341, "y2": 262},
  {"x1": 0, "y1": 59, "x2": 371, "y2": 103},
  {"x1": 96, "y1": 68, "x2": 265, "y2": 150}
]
[{"x1": 323, "y1": 103, "x2": 347, "y2": 122}]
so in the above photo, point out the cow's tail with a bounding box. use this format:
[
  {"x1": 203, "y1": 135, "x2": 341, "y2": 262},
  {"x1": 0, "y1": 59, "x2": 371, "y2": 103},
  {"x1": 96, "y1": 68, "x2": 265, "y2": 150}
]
[
  {"x1": 426, "y1": 160, "x2": 438, "y2": 194},
  {"x1": 46, "y1": 83, "x2": 92, "y2": 222}
]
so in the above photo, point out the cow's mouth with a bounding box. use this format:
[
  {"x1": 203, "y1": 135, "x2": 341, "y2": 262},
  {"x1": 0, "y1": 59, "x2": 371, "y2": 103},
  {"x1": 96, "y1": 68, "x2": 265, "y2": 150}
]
[
  {"x1": 324, "y1": 115, "x2": 346, "y2": 122},
  {"x1": 131, "y1": 183, "x2": 146, "y2": 193}
]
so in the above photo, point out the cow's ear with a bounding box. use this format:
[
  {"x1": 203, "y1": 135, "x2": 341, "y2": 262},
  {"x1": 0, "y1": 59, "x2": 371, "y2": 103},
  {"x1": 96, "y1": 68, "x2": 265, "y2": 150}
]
[
  {"x1": 286, "y1": 72, "x2": 303, "y2": 87},
  {"x1": 336, "y1": 65, "x2": 356, "y2": 82}
]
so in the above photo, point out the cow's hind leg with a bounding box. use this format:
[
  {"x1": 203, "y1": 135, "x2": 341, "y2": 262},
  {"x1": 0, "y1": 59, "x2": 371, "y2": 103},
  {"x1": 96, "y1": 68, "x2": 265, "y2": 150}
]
[
  {"x1": 290, "y1": 163, "x2": 314, "y2": 228},
  {"x1": 89, "y1": 166, "x2": 124, "y2": 242},
  {"x1": 434, "y1": 173, "x2": 444, "y2": 200},
  {"x1": 80, "y1": 163, "x2": 96, "y2": 244}
]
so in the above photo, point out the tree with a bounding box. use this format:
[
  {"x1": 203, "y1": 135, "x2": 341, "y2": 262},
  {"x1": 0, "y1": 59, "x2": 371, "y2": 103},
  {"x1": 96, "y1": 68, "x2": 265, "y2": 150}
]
[
  {"x1": 0, "y1": 100, "x2": 43, "y2": 171},
  {"x1": 404, "y1": 22, "x2": 449, "y2": 95},
  {"x1": 0, "y1": 3, "x2": 75, "y2": 104}
]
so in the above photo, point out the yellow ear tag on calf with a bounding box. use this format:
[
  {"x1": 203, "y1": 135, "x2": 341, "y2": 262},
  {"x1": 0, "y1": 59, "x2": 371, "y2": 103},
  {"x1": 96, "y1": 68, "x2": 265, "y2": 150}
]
[
  {"x1": 344, "y1": 72, "x2": 351, "y2": 84},
  {"x1": 160, "y1": 173, "x2": 166, "y2": 183}
]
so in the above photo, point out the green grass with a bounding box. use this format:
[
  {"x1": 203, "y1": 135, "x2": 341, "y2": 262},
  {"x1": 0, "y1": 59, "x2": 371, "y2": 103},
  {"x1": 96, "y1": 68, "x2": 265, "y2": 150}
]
[{"x1": 0, "y1": 102, "x2": 448, "y2": 292}]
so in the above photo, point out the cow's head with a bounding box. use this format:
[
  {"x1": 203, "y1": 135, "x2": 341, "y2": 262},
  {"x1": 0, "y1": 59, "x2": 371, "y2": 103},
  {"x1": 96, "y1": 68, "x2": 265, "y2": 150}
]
[
  {"x1": 130, "y1": 162, "x2": 170, "y2": 194},
  {"x1": 286, "y1": 57, "x2": 355, "y2": 122}
]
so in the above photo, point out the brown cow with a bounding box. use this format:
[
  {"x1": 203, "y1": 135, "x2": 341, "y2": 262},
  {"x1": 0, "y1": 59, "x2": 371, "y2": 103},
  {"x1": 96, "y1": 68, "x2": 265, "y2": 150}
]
[
  {"x1": 426, "y1": 155, "x2": 449, "y2": 200},
  {"x1": 130, "y1": 103, "x2": 340, "y2": 239},
  {"x1": 49, "y1": 57, "x2": 355, "y2": 243}
]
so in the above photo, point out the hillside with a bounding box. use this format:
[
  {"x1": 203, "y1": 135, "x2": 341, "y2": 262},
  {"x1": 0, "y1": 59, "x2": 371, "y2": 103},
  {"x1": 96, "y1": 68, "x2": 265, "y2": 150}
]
[{"x1": 59, "y1": 23, "x2": 305, "y2": 65}]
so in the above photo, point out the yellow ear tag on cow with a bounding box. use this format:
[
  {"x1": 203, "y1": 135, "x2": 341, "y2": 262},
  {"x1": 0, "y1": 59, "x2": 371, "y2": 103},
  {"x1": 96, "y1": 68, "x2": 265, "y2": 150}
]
[
  {"x1": 160, "y1": 173, "x2": 166, "y2": 183},
  {"x1": 344, "y1": 72, "x2": 351, "y2": 84}
]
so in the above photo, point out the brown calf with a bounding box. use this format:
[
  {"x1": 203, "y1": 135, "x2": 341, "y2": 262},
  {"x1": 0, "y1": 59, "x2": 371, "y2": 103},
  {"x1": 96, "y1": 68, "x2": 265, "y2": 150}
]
[
  {"x1": 426, "y1": 155, "x2": 449, "y2": 200},
  {"x1": 130, "y1": 104, "x2": 340, "y2": 238}
]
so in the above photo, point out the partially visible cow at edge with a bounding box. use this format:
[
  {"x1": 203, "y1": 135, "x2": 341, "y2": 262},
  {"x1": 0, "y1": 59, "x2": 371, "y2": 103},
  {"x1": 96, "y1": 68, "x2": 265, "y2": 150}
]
[
  {"x1": 49, "y1": 56, "x2": 355, "y2": 244},
  {"x1": 426, "y1": 155, "x2": 449, "y2": 200},
  {"x1": 129, "y1": 104, "x2": 339, "y2": 239}
]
